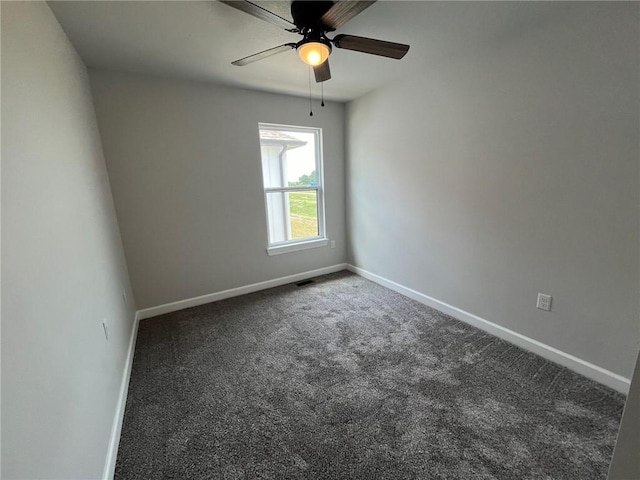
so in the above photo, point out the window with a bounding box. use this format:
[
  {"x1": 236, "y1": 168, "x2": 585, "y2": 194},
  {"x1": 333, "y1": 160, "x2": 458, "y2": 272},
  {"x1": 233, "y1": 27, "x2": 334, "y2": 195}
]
[{"x1": 259, "y1": 123, "x2": 327, "y2": 255}]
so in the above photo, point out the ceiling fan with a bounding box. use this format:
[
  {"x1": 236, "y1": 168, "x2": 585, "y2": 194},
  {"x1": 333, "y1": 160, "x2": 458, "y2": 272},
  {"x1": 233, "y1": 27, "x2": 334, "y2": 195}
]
[{"x1": 220, "y1": 0, "x2": 410, "y2": 83}]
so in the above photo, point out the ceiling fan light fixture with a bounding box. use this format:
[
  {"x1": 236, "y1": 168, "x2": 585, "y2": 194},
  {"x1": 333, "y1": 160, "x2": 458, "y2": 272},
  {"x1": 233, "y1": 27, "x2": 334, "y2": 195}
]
[{"x1": 297, "y1": 41, "x2": 331, "y2": 66}]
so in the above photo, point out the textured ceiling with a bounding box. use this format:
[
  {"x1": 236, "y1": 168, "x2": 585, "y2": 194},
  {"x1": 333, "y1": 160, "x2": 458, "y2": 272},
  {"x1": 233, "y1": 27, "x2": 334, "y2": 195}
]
[{"x1": 48, "y1": 1, "x2": 565, "y2": 102}]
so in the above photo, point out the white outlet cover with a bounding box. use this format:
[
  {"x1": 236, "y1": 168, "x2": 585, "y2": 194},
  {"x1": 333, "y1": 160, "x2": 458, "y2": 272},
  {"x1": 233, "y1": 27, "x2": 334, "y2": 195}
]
[{"x1": 537, "y1": 293, "x2": 552, "y2": 311}]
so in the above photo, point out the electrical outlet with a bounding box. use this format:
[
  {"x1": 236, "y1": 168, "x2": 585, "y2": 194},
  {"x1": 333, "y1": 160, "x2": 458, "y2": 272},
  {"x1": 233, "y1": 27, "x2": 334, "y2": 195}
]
[
  {"x1": 537, "y1": 293, "x2": 552, "y2": 311},
  {"x1": 330, "y1": 240, "x2": 335, "y2": 249},
  {"x1": 102, "y1": 319, "x2": 109, "y2": 341}
]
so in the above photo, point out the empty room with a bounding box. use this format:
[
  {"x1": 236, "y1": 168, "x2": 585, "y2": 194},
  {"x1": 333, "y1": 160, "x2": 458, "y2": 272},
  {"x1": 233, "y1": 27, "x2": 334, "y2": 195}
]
[{"x1": 2, "y1": 1, "x2": 639, "y2": 479}]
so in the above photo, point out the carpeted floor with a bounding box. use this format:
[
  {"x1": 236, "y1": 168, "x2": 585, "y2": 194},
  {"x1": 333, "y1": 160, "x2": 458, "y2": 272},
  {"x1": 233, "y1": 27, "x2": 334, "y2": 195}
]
[{"x1": 115, "y1": 271, "x2": 625, "y2": 480}]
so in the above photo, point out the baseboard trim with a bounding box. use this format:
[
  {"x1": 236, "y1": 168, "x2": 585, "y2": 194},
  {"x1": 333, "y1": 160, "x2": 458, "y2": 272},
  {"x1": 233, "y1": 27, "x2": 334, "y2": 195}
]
[
  {"x1": 102, "y1": 312, "x2": 140, "y2": 480},
  {"x1": 347, "y1": 264, "x2": 631, "y2": 394},
  {"x1": 137, "y1": 264, "x2": 349, "y2": 321}
]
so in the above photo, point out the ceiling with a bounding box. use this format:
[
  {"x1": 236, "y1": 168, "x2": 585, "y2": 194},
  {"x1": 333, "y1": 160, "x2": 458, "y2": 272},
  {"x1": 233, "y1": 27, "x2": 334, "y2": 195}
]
[{"x1": 48, "y1": 1, "x2": 564, "y2": 102}]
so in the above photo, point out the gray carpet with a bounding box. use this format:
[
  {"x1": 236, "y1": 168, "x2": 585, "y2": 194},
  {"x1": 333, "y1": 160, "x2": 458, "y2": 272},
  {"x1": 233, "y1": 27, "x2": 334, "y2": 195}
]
[{"x1": 115, "y1": 271, "x2": 625, "y2": 480}]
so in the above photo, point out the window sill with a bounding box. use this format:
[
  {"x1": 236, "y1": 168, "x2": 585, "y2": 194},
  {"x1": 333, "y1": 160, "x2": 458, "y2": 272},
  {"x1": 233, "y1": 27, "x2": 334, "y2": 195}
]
[{"x1": 267, "y1": 238, "x2": 328, "y2": 256}]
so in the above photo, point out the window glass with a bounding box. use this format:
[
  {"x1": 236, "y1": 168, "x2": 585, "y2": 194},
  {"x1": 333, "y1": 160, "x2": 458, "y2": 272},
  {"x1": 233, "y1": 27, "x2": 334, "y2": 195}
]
[
  {"x1": 259, "y1": 124, "x2": 325, "y2": 249},
  {"x1": 265, "y1": 190, "x2": 319, "y2": 243}
]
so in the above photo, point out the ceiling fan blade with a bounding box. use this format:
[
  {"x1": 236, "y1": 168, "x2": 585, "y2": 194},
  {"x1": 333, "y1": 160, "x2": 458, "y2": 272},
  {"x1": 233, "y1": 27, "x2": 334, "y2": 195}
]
[
  {"x1": 314, "y1": 60, "x2": 331, "y2": 83},
  {"x1": 320, "y1": 1, "x2": 376, "y2": 30},
  {"x1": 333, "y1": 34, "x2": 409, "y2": 59},
  {"x1": 231, "y1": 43, "x2": 296, "y2": 66},
  {"x1": 219, "y1": 1, "x2": 296, "y2": 31}
]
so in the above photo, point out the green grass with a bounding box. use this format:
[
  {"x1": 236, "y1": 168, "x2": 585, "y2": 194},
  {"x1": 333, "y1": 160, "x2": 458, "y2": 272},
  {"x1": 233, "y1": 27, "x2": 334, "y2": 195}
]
[
  {"x1": 289, "y1": 191, "x2": 318, "y2": 239},
  {"x1": 289, "y1": 191, "x2": 317, "y2": 217}
]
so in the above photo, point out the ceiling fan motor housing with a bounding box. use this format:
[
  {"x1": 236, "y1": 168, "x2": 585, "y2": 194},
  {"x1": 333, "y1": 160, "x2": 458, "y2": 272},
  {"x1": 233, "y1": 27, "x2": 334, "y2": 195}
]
[{"x1": 290, "y1": 1, "x2": 335, "y2": 30}]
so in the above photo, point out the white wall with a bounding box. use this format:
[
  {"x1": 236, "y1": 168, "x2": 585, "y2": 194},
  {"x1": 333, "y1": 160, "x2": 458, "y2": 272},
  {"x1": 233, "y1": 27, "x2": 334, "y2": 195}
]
[
  {"x1": 1, "y1": 3, "x2": 136, "y2": 478},
  {"x1": 346, "y1": 2, "x2": 639, "y2": 379},
  {"x1": 89, "y1": 70, "x2": 346, "y2": 310}
]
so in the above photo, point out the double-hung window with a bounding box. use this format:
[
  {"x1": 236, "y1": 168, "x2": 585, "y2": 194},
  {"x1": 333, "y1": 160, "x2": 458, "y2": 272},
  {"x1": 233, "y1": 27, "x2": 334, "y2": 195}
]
[{"x1": 259, "y1": 123, "x2": 327, "y2": 255}]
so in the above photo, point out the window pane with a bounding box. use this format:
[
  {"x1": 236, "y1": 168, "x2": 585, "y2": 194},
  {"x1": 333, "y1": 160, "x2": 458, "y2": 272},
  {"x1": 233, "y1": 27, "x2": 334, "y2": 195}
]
[
  {"x1": 288, "y1": 190, "x2": 319, "y2": 239},
  {"x1": 260, "y1": 128, "x2": 317, "y2": 188},
  {"x1": 266, "y1": 190, "x2": 319, "y2": 244}
]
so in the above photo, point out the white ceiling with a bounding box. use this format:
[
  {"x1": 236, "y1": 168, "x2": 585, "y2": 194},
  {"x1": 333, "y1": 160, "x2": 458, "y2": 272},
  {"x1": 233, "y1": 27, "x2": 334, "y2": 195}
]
[{"x1": 48, "y1": 1, "x2": 564, "y2": 102}]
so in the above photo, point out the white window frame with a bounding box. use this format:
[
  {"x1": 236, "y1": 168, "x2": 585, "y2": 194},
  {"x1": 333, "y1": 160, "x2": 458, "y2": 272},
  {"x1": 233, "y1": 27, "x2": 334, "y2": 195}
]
[{"x1": 259, "y1": 123, "x2": 327, "y2": 256}]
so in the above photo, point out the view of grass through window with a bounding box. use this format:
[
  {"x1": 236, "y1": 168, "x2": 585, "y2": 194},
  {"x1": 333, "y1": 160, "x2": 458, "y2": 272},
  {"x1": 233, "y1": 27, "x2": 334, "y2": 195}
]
[{"x1": 288, "y1": 190, "x2": 318, "y2": 239}]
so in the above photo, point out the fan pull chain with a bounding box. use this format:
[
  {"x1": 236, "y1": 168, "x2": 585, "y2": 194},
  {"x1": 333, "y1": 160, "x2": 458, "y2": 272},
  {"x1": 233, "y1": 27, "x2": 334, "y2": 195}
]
[
  {"x1": 308, "y1": 67, "x2": 313, "y2": 117},
  {"x1": 321, "y1": 81, "x2": 325, "y2": 107}
]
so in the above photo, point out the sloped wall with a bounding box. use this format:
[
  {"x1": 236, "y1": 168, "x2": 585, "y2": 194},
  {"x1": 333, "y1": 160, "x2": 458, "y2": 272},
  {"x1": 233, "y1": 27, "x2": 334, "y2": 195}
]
[{"x1": 1, "y1": 2, "x2": 136, "y2": 478}]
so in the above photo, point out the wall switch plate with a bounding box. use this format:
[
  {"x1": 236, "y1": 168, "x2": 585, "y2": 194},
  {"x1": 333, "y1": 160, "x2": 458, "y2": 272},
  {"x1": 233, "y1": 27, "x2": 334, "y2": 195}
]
[
  {"x1": 102, "y1": 319, "x2": 109, "y2": 340},
  {"x1": 537, "y1": 293, "x2": 552, "y2": 311},
  {"x1": 330, "y1": 240, "x2": 336, "y2": 249}
]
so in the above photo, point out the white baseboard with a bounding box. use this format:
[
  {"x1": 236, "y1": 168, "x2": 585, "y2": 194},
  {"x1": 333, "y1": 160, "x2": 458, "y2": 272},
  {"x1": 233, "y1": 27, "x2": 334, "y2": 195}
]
[
  {"x1": 347, "y1": 264, "x2": 631, "y2": 394},
  {"x1": 137, "y1": 264, "x2": 349, "y2": 321},
  {"x1": 102, "y1": 312, "x2": 140, "y2": 480}
]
